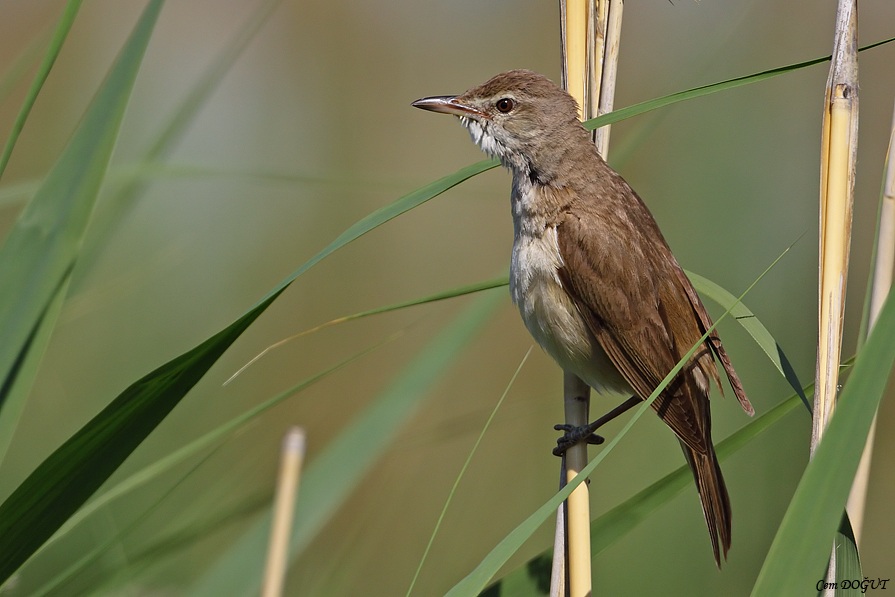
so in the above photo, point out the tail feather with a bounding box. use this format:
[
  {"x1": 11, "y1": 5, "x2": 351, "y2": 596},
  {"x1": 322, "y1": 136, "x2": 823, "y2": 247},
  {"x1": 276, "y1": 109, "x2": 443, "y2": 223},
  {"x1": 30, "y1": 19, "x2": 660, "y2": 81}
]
[{"x1": 680, "y1": 440, "x2": 732, "y2": 567}]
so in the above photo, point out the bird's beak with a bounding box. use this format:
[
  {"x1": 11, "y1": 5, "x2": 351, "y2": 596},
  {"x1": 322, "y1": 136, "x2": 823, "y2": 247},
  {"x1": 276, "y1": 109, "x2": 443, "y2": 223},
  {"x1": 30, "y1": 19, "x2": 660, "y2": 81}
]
[{"x1": 411, "y1": 95, "x2": 484, "y2": 118}]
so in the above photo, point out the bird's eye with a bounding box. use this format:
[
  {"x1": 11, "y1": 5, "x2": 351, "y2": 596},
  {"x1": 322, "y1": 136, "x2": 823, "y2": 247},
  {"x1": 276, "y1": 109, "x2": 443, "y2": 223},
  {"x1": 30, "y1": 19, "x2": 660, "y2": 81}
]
[{"x1": 495, "y1": 98, "x2": 515, "y2": 113}]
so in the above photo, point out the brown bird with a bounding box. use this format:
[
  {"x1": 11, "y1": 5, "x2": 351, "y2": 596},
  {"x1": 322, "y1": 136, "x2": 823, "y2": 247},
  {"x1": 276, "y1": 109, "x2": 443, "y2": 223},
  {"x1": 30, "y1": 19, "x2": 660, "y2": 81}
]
[{"x1": 412, "y1": 70, "x2": 754, "y2": 566}]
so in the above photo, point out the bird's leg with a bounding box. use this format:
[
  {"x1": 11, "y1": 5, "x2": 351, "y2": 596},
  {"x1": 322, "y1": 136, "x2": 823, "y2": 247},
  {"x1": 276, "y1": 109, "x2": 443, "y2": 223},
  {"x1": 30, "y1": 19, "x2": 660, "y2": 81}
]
[{"x1": 553, "y1": 396, "x2": 642, "y2": 456}]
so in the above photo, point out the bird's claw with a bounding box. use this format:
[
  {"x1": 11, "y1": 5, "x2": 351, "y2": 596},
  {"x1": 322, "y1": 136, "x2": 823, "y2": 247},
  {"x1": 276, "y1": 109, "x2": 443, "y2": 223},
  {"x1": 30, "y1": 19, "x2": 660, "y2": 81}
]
[{"x1": 552, "y1": 423, "x2": 605, "y2": 456}]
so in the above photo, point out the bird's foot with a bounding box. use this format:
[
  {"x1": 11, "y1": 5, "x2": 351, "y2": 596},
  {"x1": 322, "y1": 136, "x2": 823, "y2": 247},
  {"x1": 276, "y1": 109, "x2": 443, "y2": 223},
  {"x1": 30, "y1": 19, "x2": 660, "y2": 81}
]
[
  {"x1": 553, "y1": 423, "x2": 605, "y2": 456},
  {"x1": 551, "y1": 395, "x2": 643, "y2": 457}
]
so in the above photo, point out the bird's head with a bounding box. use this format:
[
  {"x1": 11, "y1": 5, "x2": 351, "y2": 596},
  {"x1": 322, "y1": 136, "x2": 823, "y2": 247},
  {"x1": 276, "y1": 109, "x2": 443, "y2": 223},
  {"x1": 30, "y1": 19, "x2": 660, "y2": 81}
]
[{"x1": 412, "y1": 70, "x2": 591, "y2": 184}]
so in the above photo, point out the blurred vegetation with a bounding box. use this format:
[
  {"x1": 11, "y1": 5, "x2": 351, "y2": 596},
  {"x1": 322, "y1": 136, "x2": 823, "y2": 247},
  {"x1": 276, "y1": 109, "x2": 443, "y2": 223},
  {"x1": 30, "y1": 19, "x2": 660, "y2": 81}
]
[{"x1": 0, "y1": 1, "x2": 893, "y2": 595}]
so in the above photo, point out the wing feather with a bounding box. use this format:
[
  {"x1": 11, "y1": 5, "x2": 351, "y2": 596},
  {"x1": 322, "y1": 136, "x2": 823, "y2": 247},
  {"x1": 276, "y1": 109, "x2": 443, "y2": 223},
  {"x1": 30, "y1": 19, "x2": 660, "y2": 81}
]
[{"x1": 555, "y1": 207, "x2": 731, "y2": 453}]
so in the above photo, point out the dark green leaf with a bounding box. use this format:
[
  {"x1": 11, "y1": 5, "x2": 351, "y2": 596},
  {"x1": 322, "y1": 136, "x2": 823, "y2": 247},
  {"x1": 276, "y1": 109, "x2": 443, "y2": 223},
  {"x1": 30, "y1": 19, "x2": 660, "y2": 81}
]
[
  {"x1": 0, "y1": 287, "x2": 275, "y2": 583},
  {"x1": 751, "y1": 290, "x2": 895, "y2": 595}
]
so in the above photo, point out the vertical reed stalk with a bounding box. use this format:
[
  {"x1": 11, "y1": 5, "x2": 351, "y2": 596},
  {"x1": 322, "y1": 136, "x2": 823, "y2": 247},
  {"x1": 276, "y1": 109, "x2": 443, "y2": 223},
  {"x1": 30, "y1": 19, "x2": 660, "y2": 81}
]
[
  {"x1": 845, "y1": 104, "x2": 895, "y2": 544},
  {"x1": 814, "y1": 1, "x2": 858, "y2": 591},
  {"x1": 554, "y1": 2, "x2": 623, "y2": 595},
  {"x1": 262, "y1": 427, "x2": 306, "y2": 597},
  {"x1": 813, "y1": 0, "x2": 858, "y2": 453}
]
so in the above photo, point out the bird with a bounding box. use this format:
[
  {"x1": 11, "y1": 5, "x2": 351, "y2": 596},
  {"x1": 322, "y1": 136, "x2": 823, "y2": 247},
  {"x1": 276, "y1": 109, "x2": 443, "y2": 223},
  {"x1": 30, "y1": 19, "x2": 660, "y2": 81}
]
[{"x1": 412, "y1": 69, "x2": 754, "y2": 566}]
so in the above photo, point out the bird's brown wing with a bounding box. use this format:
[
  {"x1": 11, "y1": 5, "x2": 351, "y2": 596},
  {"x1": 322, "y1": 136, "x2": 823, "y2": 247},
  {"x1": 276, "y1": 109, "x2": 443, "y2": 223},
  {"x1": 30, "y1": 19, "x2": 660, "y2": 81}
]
[{"x1": 555, "y1": 205, "x2": 724, "y2": 454}]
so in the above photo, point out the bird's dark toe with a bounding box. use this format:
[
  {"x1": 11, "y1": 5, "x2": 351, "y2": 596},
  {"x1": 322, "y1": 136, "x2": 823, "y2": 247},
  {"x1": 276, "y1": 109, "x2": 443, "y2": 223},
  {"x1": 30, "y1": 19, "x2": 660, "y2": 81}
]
[{"x1": 553, "y1": 424, "x2": 605, "y2": 456}]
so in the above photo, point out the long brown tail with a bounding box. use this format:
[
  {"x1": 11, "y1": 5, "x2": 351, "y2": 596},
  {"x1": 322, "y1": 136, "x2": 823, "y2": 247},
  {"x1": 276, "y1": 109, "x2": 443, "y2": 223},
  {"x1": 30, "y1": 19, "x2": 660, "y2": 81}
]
[{"x1": 679, "y1": 440, "x2": 732, "y2": 567}]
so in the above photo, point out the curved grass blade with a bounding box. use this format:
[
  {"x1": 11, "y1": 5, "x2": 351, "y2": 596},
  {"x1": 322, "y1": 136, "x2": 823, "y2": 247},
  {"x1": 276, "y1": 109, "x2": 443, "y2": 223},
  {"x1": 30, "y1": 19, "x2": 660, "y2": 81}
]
[
  {"x1": 0, "y1": 22, "x2": 52, "y2": 104},
  {"x1": 590, "y1": 391, "x2": 803, "y2": 557},
  {"x1": 253, "y1": 160, "x2": 498, "y2": 307},
  {"x1": 0, "y1": 0, "x2": 132, "y2": 411},
  {"x1": 0, "y1": 286, "x2": 271, "y2": 585},
  {"x1": 448, "y1": 373, "x2": 684, "y2": 595},
  {"x1": 582, "y1": 36, "x2": 895, "y2": 132},
  {"x1": 229, "y1": 267, "x2": 787, "y2": 387},
  {"x1": 0, "y1": 0, "x2": 168, "y2": 582},
  {"x1": 751, "y1": 291, "x2": 895, "y2": 595},
  {"x1": 190, "y1": 291, "x2": 503, "y2": 597},
  {"x1": 485, "y1": 391, "x2": 804, "y2": 595},
  {"x1": 226, "y1": 276, "x2": 508, "y2": 383},
  {"x1": 0, "y1": 0, "x2": 162, "y2": 451},
  {"x1": 687, "y1": 271, "x2": 809, "y2": 408},
  {"x1": 20, "y1": 335, "x2": 385, "y2": 589},
  {"x1": 31, "y1": 447, "x2": 221, "y2": 597},
  {"x1": 0, "y1": 0, "x2": 84, "y2": 180},
  {"x1": 0, "y1": 274, "x2": 70, "y2": 470},
  {"x1": 407, "y1": 347, "x2": 533, "y2": 597}
]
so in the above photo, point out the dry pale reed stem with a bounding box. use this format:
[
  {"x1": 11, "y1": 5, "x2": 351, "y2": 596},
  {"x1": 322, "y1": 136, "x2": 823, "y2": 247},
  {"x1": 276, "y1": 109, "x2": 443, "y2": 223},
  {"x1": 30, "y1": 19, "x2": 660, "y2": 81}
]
[
  {"x1": 558, "y1": 3, "x2": 590, "y2": 594},
  {"x1": 262, "y1": 427, "x2": 307, "y2": 597},
  {"x1": 812, "y1": 0, "x2": 858, "y2": 456},
  {"x1": 562, "y1": 372, "x2": 593, "y2": 597},
  {"x1": 845, "y1": 103, "x2": 895, "y2": 544},
  {"x1": 555, "y1": 2, "x2": 624, "y2": 596},
  {"x1": 556, "y1": 3, "x2": 592, "y2": 593},
  {"x1": 561, "y1": 0, "x2": 589, "y2": 120},
  {"x1": 550, "y1": 483, "x2": 567, "y2": 597},
  {"x1": 592, "y1": 0, "x2": 623, "y2": 155},
  {"x1": 814, "y1": 2, "x2": 857, "y2": 593},
  {"x1": 557, "y1": 3, "x2": 590, "y2": 594},
  {"x1": 585, "y1": 0, "x2": 607, "y2": 128}
]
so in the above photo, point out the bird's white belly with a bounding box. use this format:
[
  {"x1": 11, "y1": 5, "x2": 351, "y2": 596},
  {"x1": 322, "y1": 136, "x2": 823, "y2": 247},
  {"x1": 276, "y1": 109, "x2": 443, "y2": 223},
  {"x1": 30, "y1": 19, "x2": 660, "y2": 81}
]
[{"x1": 510, "y1": 228, "x2": 631, "y2": 397}]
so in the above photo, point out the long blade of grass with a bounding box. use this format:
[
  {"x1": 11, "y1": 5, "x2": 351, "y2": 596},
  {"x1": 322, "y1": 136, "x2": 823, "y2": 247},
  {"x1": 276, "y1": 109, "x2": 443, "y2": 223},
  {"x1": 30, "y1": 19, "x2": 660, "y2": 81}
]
[
  {"x1": 448, "y1": 370, "x2": 685, "y2": 595},
  {"x1": 253, "y1": 160, "x2": 497, "y2": 307},
  {"x1": 230, "y1": 268, "x2": 787, "y2": 389},
  {"x1": 21, "y1": 336, "x2": 385, "y2": 590},
  {"x1": 687, "y1": 271, "x2": 808, "y2": 407},
  {"x1": 751, "y1": 289, "x2": 895, "y2": 594},
  {"x1": 190, "y1": 291, "x2": 503, "y2": 597},
  {"x1": 487, "y1": 390, "x2": 804, "y2": 595},
  {"x1": 0, "y1": 0, "x2": 166, "y2": 581},
  {"x1": 31, "y1": 447, "x2": 221, "y2": 597},
  {"x1": 0, "y1": 275, "x2": 71, "y2": 470},
  {"x1": 0, "y1": 23, "x2": 52, "y2": 104},
  {"x1": 407, "y1": 347, "x2": 533, "y2": 597},
  {"x1": 0, "y1": 0, "x2": 84, "y2": 180},
  {"x1": 226, "y1": 276, "x2": 508, "y2": 383},
  {"x1": 591, "y1": 390, "x2": 803, "y2": 557},
  {"x1": 582, "y1": 36, "x2": 895, "y2": 132},
  {"x1": 0, "y1": 0, "x2": 161, "y2": 433},
  {"x1": 0, "y1": 288, "x2": 271, "y2": 585}
]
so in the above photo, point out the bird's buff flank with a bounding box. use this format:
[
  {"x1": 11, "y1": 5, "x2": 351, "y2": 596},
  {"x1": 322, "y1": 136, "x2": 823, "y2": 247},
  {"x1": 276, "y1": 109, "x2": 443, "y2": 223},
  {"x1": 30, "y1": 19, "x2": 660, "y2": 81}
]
[{"x1": 412, "y1": 70, "x2": 754, "y2": 567}]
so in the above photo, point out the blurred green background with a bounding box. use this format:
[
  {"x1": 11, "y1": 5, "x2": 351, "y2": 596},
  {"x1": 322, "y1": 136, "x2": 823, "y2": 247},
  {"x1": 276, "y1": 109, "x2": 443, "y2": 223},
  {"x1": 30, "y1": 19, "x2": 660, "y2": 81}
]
[{"x1": 0, "y1": 0, "x2": 894, "y2": 595}]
